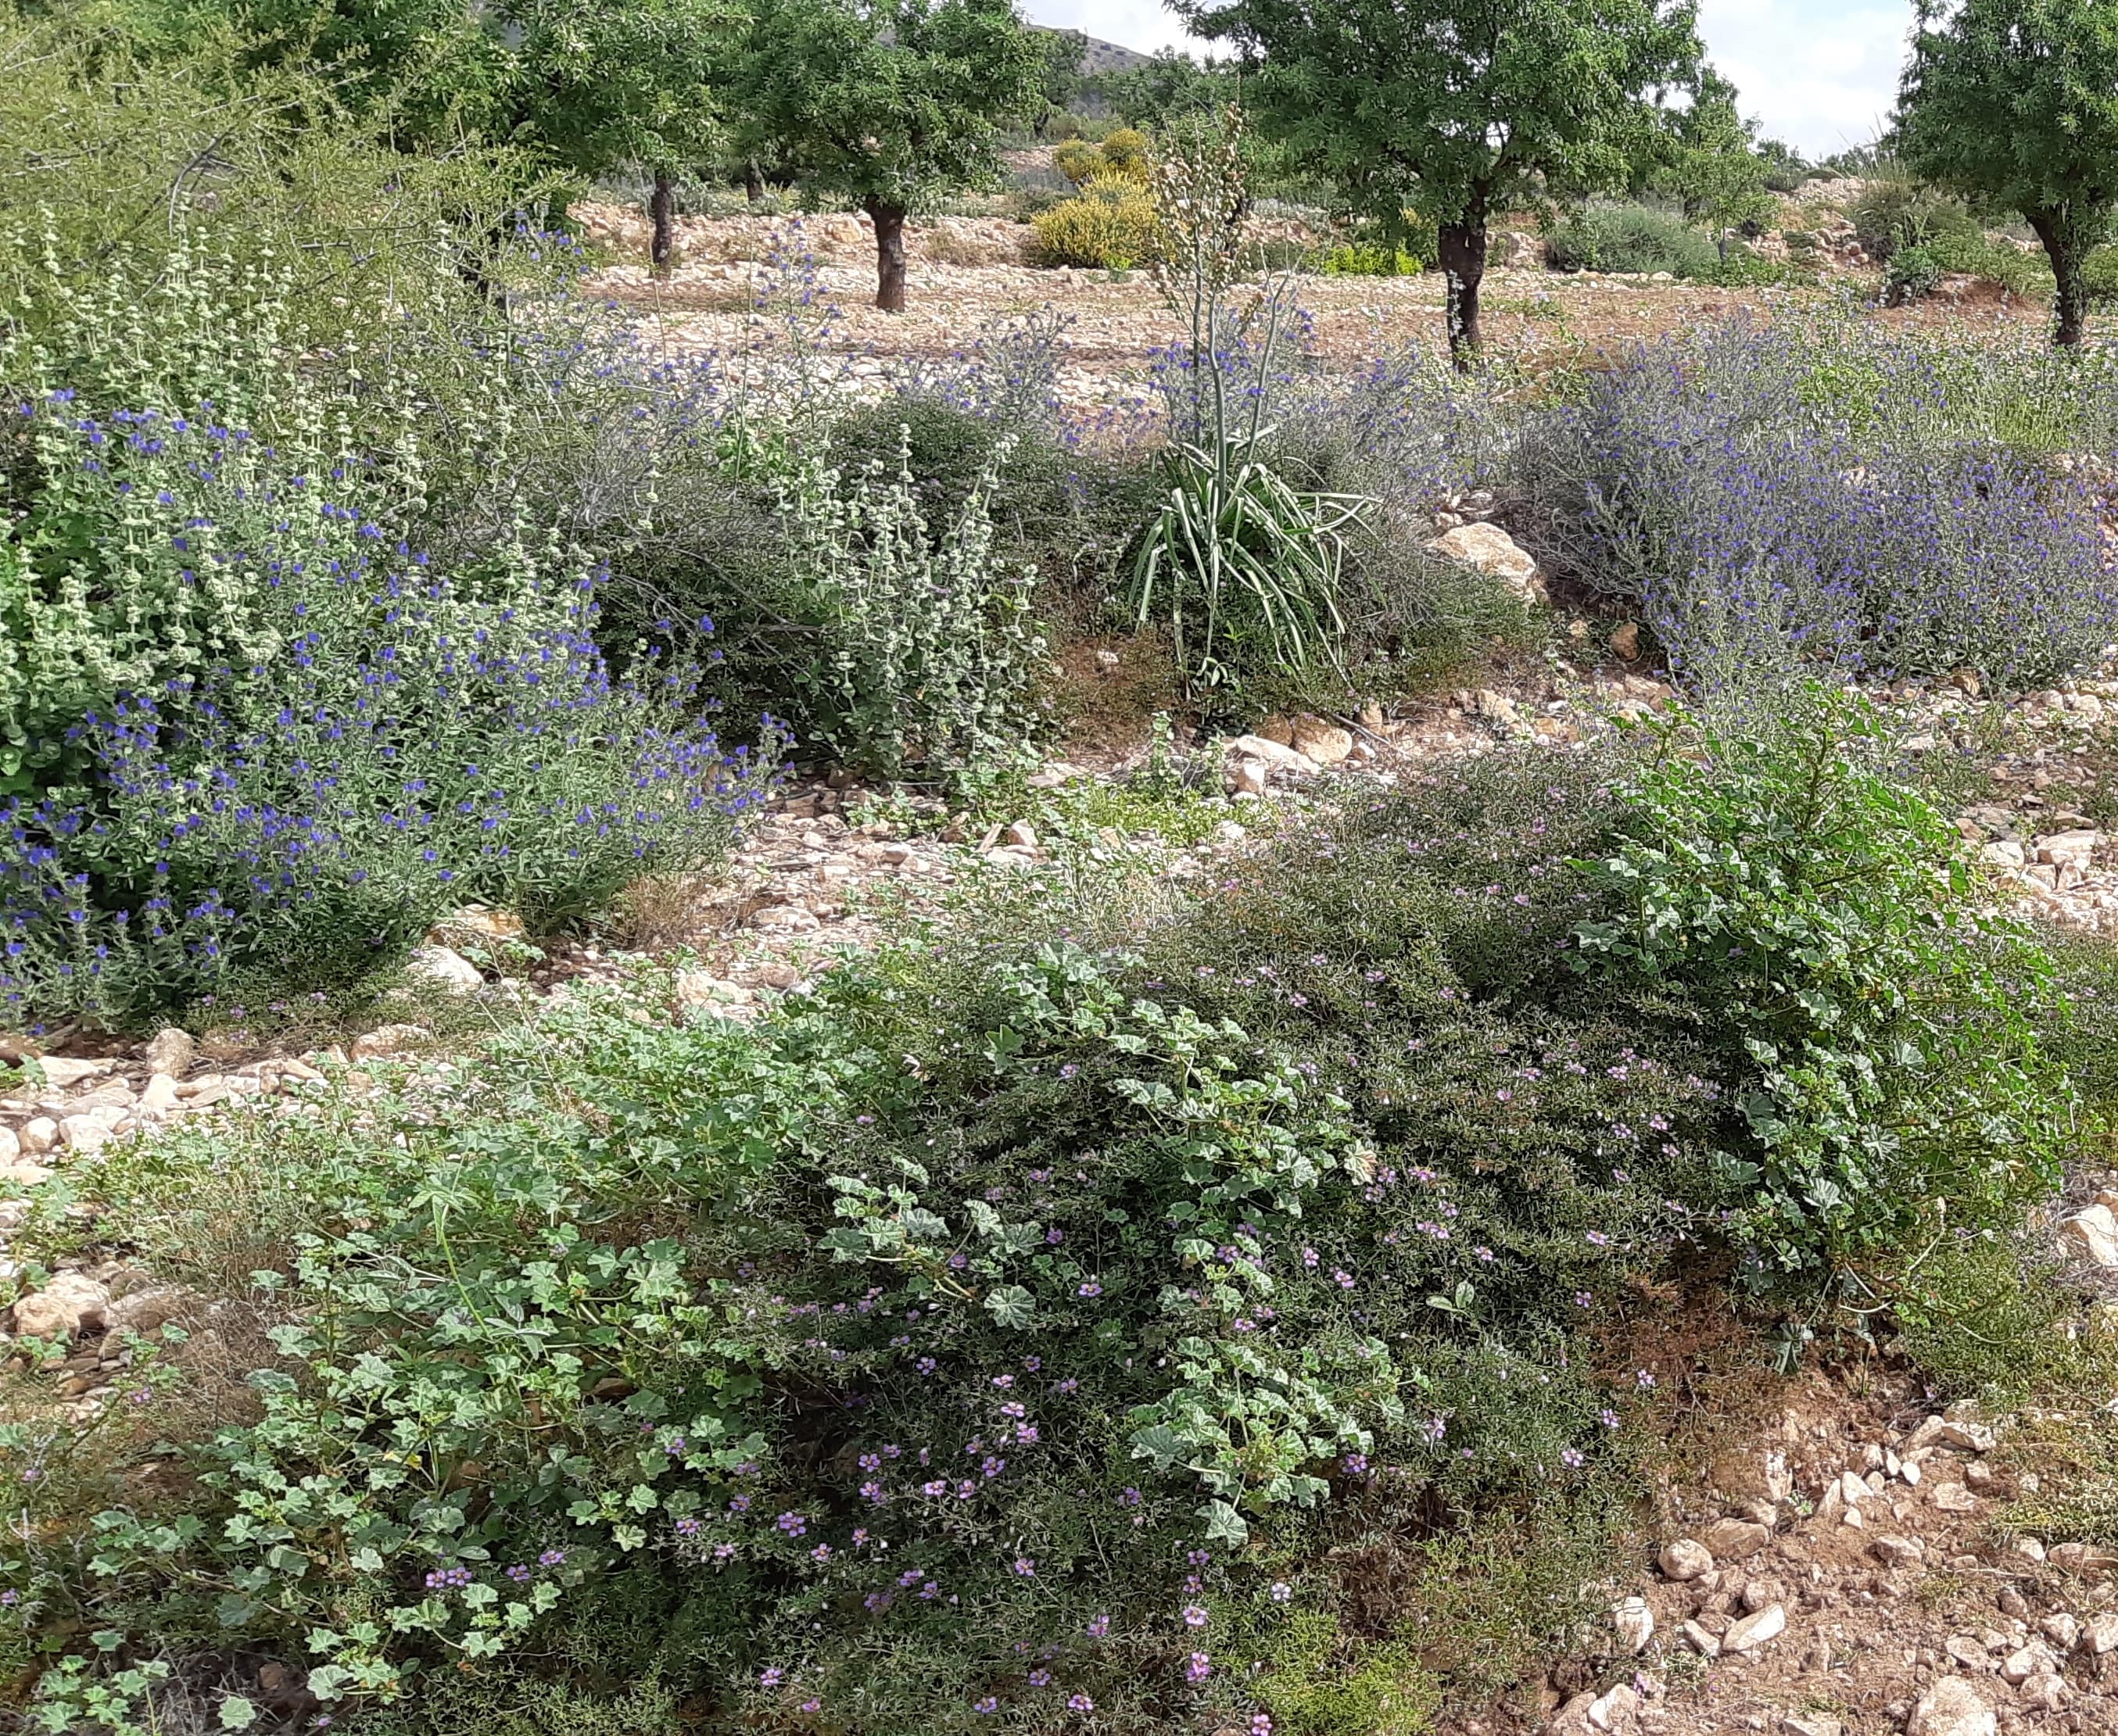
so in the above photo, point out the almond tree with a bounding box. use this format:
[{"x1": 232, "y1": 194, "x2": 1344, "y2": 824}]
[
  {"x1": 1171, "y1": 0, "x2": 1701, "y2": 367},
  {"x1": 1898, "y1": 0, "x2": 2118, "y2": 348},
  {"x1": 726, "y1": 0, "x2": 1042, "y2": 310}
]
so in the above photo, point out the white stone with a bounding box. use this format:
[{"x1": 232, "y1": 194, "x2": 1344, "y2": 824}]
[
  {"x1": 1611, "y1": 1595, "x2": 1654, "y2": 1655},
  {"x1": 2040, "y1": 1613, "x2": 2079, "y2": 1652},
  {"x1": 1586, "y1": 1683, "x2": 1639, "y2": 1734},
  {"x1": 10, "y1": 1271, "x2": 109, "y2": 1340},
  {"x1": 1427, "y1": 521, "x2": 1543, "y2": 600},
  {"x1": 1720, "y1": 1602, "x2": 1787, "y2": 1654},
  {"x1": 1224, "y1": 734, "x2": 1320, "y2": 776},
  {"x1": 1001, "y1": 821, "x2": 1038, "y2": 850},
  {"x1": 1658, "y1": 1537, "x2": 1714, "y2": 1581},
  {"x1": 1680, "y1": 1620, "x2": 1719, "y2": 1657},
  {"x1": 405, "y1": 944, "x2": 482, "y2": 994},
  {"x1": 143, "y1": 1027, "x2": 195, "y2": 1076},
  {"x1": 1229, "y1": 757, "x2": 1270, "y2": 797},
  {"x1": 35, "y1": 1057, "x2": 112, "y2": 1090},
  {"x1": 1779, "y1": 1717, "x2": 1843, "y2": 1736},
  {"x1": 137, "y1": 1075, "x2": 181, "y2": 1118},
  {"x1": 2017, "y1": 1673, "x2": 2067, "y2": 1713},
  {"x1": 675, "y1": 971, "x2": 750, "y2": 1009},
  {"x1": 2058, "y1": 1203, "x2": 2118, "y2": 1266},
  {"x1": 2084, "y1": 1610, "x2": 2118, "y2": 1655},
  {"x1": 17, "y1": 1119, "x2": 54, "y2": 1155},
  {"x1": 58, "y1": 1116, "x2": 110, "y2": 1154},
  {"x1": 350, "y1": 1024, "x2": 430, "y2": 1061},
  {"x1": 1906, "y1": 1678, "x2": 1995, "y2": 1736}
]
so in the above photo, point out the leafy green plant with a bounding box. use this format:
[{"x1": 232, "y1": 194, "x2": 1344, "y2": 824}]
[
  {"x1": 1029, "y1": 174, "x2": 1160, "y2": 266},
  {"x1": 772, "y1": 433, "x2": 1048, "y2": 789},
  {"x1": 1541, "y1": 202, "x2": 1719, "y2": 276},
  {"x1": 1573, "y1": 688, "x2": 2070, "y2": 1280},
  {"x1": 1887, "y1": 242, "x2": 1945, "y2": 303}
]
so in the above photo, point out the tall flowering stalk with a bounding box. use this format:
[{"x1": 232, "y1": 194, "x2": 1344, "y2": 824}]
[{"x1": 1127, "y1": 107, "x2": 1374, "y2": 695}]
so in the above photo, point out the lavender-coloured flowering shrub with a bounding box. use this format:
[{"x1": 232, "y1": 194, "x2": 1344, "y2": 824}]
[
  {"x1": 1518, "y1": 321, "x2": 2118, "y2": 689},
  {"x1": 0, "y1": 395, "x2": 778, "y2": 1025}
]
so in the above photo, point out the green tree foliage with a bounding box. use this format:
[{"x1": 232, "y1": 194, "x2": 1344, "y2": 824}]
[
  {"x1": 1898, "y1": 0, "x2": 2118, "y2": 347},
  {"x1": 1102, "y1": 46, "x2": 1238, "y2": 127},
  {"x1": 494, "y1": 0, "x2": 739, "y2": 269},
  {"x1": 728, "y1": 0, "x2": 1044, "y2": 310},
  {"x1": 1173, "y1": 0, "x2": 1701, "y2": 367},
  {"x1": 1650, "y1": 67, "x2": 1776, "y2": 257}
]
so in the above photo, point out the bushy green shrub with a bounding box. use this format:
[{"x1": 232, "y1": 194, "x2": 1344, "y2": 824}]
[
  {"x1": 1575, "y1": 690, "x2": 2067, "y2": 1276},
  {"x1": 1312, "y1": 242, "x2": 1424, "y2": 276},
  {"x1": 770, "y1": 438, "x2": 1049, "y2": 788},
  {"x1": 1030, "y1": 175, "x2": 1159, "y2": 267},
  {"x1": 1848, "y1": 178, "x2": 1982, "y2": 263},
  {"x1": 1541, "y1": 204, "x2": 1719, "y2": 277},
  {"x1": 1885, "y1": 242, "x2": 1944, "y2": 303},
  {"x1": 15, "y1": 701, "x2": 2071, "y2": 1732}
]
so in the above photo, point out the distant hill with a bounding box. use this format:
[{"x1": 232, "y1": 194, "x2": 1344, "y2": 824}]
[{"x1": 1031, "y1": 23, "x2": 1155, "y2": 77}]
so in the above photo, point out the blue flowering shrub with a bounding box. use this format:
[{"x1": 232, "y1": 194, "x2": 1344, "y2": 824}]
[
  {"x1": 0, "y1": 365, "x2": 779, "y2": 1025},
  {"x1": 10, "y1": 697, "x2": 2070, "y2": 1734},
  {"x1": 1516, "y1": 320, "x2": 2118, "y2": 689}
]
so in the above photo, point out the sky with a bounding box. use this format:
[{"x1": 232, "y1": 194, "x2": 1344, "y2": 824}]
[{"x1": 1027, "y1": 0, "x2": 1916, "y2": 160}]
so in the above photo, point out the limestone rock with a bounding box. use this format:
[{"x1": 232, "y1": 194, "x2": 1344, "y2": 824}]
[
  {"x1": 11, "y1": 1271, "x2": 109, "y2": 1340},
  {"x1": 58, "y1": 1115, "x2": 111, "y2": 1154},
  {"x1": 1001, "y1": 821, "x2": 1039, "y2": 850},
  {"x1": 1474, "y1": 689, "x2": 1522, "y2": 731},
  {"x1": 350, "y1": 1024, "x2": 431, "y2": 1061},
  {"x1": 675, "y1": 972, "x2": 751, "y2": 1010},
  {"x1": 1611, "y1": 1595, "x2": 1654, "y2": 1655},
  {"x1": 1906, "y1": 1678, "x2": 1995, "y2": 1736},
  {"x1": 1229, "y1": 757, "x2": 1270, "y2": 797},
  {"x1": 143, "y1": 1027, "x2": 195, "y2": 1076},
  {"x1": 1224, "y1": 735, "x2": 1320, "y2": 776},
  {"x1": 1426, "y1": 522, "x2": 1543, "y2": 601},
  {"x1": 1702, "y1": 1517, "x2": 1772, "y2": 1561},
  {"x1": 1681, "y1": 1620, "x2": 1719, "y2": 1657},
  {"x1": 36, "y1": 1057, "x2": 112, "y2": 1090},
  {"x1": 1779, "y1": 1717, "x2": 1843, "y2": 1736},
  {"x1": 2058, "y1": 1203, "x2": 2118, "y2": 1266},
  {"x1": 406, "y1": 944, "x2": 483, "y2": 994},
  {"x1": 19, "y1": 1118, "x2": 55, "y2": 1155},
  {"x1": 1720, "y1": 1602, "x2": 1786, "y2": 1654},
  {"x1": 2084, "y1": 1610, "x2": 2118, "y2": 1655},
  {"x1": 1289, "y1": 715, "x2": 1352, "y2": 766},
  {"x1": 1658, "y1": 1537, "x2": 1715, "y2": 1581},
  {"x1": 137, "y1": 1074, "x2": 181, "y2": 1119},
  {"x1": 1586, "y1": 1683, "x2": 1638, "y2": 1734},
  {"x1": 1611, "y1": 621, "x2": 1642, "y2": 661}
]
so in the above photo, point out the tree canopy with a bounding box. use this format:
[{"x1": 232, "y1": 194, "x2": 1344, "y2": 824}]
[
  {"x1": 728, "y1": 0, "x2": 1043, "y2": 310},
  {"x1": 1172, "y1": 0, "x2": 1701, "y2": 365},
  {"x1": 1897, "y1": 0, "x2": 2118, "y2": 346}
]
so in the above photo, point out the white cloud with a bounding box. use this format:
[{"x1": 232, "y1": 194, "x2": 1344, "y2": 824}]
[
  {"x1": 1698, "y1": 0, "x2": 1915, "y2": 157},
  {"x1": 1027, "y1": 0, "x2": 1199, "y2": 55},
  {"x1": 1027, "y1": 0, "x2": 1912, "y2": 162}
]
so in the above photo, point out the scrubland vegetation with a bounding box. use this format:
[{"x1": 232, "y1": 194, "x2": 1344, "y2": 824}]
[{"x1": 2, "y1": 1, "x2": 2118, "y2": 1734}]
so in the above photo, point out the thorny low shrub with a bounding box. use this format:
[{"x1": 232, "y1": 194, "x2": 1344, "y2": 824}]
[
  {"x1": 1514, "y1": 321, "x2": 2118, "y2": 689},
  {"x1": 9, "y1": 700, "x2": 2072, "y2": 1733}
]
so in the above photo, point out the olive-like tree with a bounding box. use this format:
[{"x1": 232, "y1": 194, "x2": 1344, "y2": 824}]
[
  {"x1": 1171, "y1": 0, "x2": 1701, "y2": 367},
  {"x1": 497, "y1": 0, "x2": 737, "y2": 271},
  {"x1": 727, "y1": 0, "x2": 1043, "y2": 310},
  {"x1": 1897, "y1": 0, "x2": 2118, "y2": 348}
]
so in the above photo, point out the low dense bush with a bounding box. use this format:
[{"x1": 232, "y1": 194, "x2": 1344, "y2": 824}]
[
  {"x1": 1515, "y1": 321, "x2": 2118, "y2": 688},
  {"x1": 1541, "y1": 204, "x2": 1720, "y2": 277},
  {"x1": 10, "y1": 698, "x2": 2073, "y2": 1734},
  {"x1": 1310, "y1": 242, "x2": 1423, "y2": 276},
  {"x1": 1030, "y1": 176, "x2": 1160, "y2": 267}
]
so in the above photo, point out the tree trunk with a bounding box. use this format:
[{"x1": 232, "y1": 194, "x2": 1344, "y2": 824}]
[
  {"x1": 650, "y1": 169, "x2": 676, "y2": 277},
  {"x1": 744, "y1": 159, "x2": 765, "y2": 204},
  {"x1": 1436, "y1": 218, "x2": 1488, "y2": 372},
  {"x1": 2027, "y1": 207, "x2": 2090, "y2": 348},
  {"x1": 866, "y1": 196, "x2": 908, "y2": 312}
]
